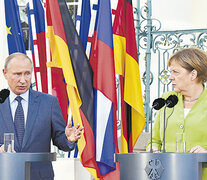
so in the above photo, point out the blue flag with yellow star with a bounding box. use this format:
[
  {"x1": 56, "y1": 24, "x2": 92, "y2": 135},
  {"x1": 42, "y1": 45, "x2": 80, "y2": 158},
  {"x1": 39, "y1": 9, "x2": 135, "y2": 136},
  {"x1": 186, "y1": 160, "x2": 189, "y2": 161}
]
[{"x1": 5, "y1": 0, "x2": 26, "y2": 54}]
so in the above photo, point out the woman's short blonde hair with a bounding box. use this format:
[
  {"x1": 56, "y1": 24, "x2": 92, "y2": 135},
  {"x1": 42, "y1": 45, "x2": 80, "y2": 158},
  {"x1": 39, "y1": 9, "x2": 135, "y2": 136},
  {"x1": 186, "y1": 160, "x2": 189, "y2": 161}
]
[{"x1": 168, "y1": 47, "x2": 207, "y2": 83}]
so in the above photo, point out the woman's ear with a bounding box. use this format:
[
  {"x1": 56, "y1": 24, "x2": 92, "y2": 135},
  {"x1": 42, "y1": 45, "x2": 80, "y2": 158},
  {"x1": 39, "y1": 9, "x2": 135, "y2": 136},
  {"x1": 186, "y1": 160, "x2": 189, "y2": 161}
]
[{"x1": 191, "y1": 69, "x2": 198, "y2": 81}]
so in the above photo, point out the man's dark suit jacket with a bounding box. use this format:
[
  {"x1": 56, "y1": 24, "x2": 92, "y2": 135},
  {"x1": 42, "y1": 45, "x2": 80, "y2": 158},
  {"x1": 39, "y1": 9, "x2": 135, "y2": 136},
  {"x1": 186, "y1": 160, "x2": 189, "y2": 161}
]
[{"x1": 0, "y1": 88, "x2": 75, "y2": 180}]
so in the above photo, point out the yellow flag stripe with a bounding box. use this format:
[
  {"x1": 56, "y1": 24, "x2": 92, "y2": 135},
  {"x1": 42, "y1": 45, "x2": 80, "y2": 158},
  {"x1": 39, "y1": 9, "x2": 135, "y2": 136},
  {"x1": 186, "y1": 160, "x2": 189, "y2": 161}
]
[
  {"x1": 113, "y1": 33, "x2": 145, "y2": 150},
  {"x1": 124, "y1": 53, "x2": 144, "y2": 112},
  {"x1": 131, "y1": 106, "x2": 145, "y2": 147},
  {"x1": 121, "y1": 124, "x2": 129, "y2": 153},
  {"x1": 113, "y1": 34, "x2": 126, "y2": 76},
  {"x1": 125, "y1": 53, "x2": 145, "y2": 147}
]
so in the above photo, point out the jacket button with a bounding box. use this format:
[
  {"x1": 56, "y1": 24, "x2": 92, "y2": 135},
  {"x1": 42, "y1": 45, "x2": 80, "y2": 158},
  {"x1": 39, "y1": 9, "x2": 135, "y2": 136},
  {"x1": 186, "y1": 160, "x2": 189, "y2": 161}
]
[{"x1": 180, "y1": 125, "x2": 184, "y2": 129}]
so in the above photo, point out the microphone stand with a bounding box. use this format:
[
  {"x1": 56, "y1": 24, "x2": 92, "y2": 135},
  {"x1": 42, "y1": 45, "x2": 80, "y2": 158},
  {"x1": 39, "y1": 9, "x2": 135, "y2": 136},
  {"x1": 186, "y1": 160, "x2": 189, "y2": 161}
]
[
  {"x1": 163, "y1": 106, "x2": 167, "y2": 153},
  {"x1": 163, "y1": 95, "x2": 178, "y2": 152},
  {"x1": 150, "y1": 107, "x2": 153, "y2": 153},
  {"x1": 150, "y1": 98, "x2": 166, "y2": 153}
]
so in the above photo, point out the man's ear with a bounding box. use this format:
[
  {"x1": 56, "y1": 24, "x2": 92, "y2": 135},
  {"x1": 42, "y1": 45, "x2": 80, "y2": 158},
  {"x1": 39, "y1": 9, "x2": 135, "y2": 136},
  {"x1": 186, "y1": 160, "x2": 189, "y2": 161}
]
[
  {"x1": 191, "y1": 69, "x2": 198, "y2": 81},
  {"x1": 3, "y1": 69, "x2": 7, "y2": 80}
]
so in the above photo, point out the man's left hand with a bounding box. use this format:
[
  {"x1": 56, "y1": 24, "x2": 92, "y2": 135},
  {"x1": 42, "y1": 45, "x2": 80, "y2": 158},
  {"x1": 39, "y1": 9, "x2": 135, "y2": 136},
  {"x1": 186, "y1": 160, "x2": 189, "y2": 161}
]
[{"x1": 65, "y1": 121, "x2": 84, "y2": 142}]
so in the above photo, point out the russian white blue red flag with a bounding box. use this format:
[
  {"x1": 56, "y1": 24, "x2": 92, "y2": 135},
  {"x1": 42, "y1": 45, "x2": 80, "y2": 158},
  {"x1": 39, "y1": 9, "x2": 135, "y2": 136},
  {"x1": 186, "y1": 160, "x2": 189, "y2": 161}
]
[{"x1": 89, "y1": 0, "x2": 119, "y2": 178}]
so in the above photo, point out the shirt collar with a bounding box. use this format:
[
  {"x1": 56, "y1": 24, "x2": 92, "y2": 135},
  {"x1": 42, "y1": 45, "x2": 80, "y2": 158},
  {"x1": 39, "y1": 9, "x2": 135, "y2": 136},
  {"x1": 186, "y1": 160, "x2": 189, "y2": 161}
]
[{"x1": 9, "y1": 88, "x2": 29, "y2": 103}]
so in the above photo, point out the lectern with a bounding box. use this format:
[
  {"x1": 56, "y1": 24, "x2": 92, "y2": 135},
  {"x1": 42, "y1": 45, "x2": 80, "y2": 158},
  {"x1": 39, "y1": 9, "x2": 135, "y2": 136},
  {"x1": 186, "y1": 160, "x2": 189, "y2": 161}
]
[
  {"x1": 115, "y1": 152, "x2": 207, "y2": 180},
  {"x1": 0, "y1": 152, "x2": 56, "y2": 180}
]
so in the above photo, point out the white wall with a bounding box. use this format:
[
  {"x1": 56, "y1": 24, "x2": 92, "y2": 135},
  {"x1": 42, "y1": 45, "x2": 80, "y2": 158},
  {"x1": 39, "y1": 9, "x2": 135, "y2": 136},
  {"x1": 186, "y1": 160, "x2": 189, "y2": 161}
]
[{"x1": 153, "y1": 0, "x2": 207, "y2": 30}]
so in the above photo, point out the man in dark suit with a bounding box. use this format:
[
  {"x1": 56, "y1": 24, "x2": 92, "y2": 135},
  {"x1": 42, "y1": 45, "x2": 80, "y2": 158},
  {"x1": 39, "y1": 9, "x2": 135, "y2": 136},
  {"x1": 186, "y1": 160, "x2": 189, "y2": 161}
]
[{"x1": 0, "y1": 52, "x2": 83, "y2": 180}]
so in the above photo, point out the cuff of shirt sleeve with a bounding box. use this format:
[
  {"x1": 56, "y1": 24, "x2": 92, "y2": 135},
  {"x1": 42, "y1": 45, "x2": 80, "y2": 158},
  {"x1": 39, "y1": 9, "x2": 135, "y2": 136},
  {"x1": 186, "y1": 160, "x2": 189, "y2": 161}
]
[{"x1": 66, "y1": 140, "x2": 76, "y2": 150}]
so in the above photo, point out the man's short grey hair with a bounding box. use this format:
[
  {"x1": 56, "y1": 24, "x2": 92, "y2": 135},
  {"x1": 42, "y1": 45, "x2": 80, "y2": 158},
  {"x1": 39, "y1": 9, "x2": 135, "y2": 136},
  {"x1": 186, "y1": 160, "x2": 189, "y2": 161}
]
[{"x1": 4, "y1": 52, "x2": 33, "y2": 71}]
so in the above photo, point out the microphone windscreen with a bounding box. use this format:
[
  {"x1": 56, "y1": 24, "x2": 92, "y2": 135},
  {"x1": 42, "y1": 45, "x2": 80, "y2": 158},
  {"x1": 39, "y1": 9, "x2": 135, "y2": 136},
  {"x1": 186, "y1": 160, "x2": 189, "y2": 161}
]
[
  {"x1": 0, "y1": 89, "x2": 10, "y2": 103},
  {"x1": 152, "y1": 98, "x2": 166, "y2": 110},
  {"x1": 166, "y1": 95, "x2": 178, "y2": 108}
]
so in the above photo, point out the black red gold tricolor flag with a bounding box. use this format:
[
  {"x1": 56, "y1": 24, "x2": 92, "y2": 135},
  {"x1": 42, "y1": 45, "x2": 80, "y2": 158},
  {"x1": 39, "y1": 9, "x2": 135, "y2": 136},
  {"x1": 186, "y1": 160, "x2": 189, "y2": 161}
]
[
  {"x1": 113, "y1": 0, "x2": 145, "y2": 153},
  {"x1": 27, "y1": 0, "x2": 69, "y2": 123},
  {"x1": 46, "y1": 0, "x2": 99, "y2": 177}
]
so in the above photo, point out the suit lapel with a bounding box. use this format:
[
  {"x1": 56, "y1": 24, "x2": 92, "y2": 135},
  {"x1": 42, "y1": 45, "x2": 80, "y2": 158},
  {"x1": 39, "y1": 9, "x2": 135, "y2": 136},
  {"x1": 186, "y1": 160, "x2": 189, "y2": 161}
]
[
  {"x1": 22, "y1": 89, "x2": 40, "y2": 149},
  {"x1": 0, "y1": 97, "x2": 21, "y2": 150},
  {"x1": 0, "y1": 98, "x2": 15, "y2": 132}
]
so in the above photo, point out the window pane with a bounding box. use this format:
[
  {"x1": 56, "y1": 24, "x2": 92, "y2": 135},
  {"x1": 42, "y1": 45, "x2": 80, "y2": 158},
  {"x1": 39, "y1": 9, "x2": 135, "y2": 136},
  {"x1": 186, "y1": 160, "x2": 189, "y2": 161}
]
[
  {"x1": 17, "y1": 0, "x2": 27, "y2": 5},
  {"x1": 67, "y1": 4, "x2": 78, "y2": 22},
  {"x1": 17, "y1": 0, "x2": 79, "y2": 49},
  {"x1": 19, "y1": 6, "x2": 29, "y2": 50}
]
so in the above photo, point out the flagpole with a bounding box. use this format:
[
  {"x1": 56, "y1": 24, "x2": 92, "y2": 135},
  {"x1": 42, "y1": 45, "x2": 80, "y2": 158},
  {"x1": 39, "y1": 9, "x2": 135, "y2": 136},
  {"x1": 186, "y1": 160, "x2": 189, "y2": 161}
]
[
  {"x1": 145, "y1": 0, "x2": 152, "y2": 132},
  {"x1": 43, "y1": 0, "x2": 52, "y2": 95}
]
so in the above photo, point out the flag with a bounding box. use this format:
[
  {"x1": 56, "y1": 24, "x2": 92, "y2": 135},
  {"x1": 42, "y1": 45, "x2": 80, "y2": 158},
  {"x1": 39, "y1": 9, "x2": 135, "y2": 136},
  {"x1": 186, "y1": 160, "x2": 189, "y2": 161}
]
[
  {"x1": 27, "y1": 0, "x2": 48, "y2": 93},
  {"x1": 46, "y1": 0, "x2": 99, "y2": 177},
  {"x1": 72, "y1": 0, "x2": 92, "y2": 158},
  {"x1": 89, "y1": 0, "x2": 119, "y2": 178},
  {"x1": 0, "y1": 0, "x2": 26, "y2": 89},
  {"x1": 4, "y1": 0, "x2": 26, "y2": 55},
  {"x1": 75, "y1": 0, "x2": 91, "y2": 51},
  {"x1": 113, "y1": 0, "x2": 145, "y2": 153},
  {"x1": 27, "y1": 0, "x2": 69, "y2": 122}
]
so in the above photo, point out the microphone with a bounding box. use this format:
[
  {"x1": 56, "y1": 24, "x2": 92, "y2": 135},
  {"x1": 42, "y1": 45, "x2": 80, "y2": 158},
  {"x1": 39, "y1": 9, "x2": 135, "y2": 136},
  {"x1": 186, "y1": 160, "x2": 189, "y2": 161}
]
[
  {"x1": 152, "y1": 98, "x2": 166, "y2": 110},
  {"x1": 150, "y1": 98, "x2": 166, "y2": 152},
  {"x1": 163, "y1": 95, "x2": 178, "y2": 153},
  {"x1": 166, "y1": 95, "x2": 178, "y2": 108},
  {"x1": 0, "y1": 89, "x2": 10, "y2": 103}
]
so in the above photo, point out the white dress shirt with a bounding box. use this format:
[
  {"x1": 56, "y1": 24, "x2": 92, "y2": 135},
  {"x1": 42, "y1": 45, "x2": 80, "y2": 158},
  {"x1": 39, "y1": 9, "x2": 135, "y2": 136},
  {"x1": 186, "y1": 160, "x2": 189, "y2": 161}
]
[
  {"x1": 184, "y1": 108, "x2": 190, "y2": 118},
  {"x1": 9, "y1": 89, "x2": 29, "y2": 126}
]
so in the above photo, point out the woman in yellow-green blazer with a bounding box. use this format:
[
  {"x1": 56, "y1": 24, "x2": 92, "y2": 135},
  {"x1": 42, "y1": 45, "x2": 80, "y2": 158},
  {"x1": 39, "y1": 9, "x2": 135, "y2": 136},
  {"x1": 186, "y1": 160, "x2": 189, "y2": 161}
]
[{"x1": 146, "y1": 47, "x2": 207, "y2": 179}]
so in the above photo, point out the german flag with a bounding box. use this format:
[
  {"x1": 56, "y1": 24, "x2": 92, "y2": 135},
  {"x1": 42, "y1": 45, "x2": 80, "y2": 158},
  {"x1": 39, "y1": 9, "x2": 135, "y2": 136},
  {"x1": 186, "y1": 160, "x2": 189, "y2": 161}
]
[
  {"x1": 27, "y1": 0, "x2": 69, "y2": 123},
  {"x1": 46, "y1": 0, "x2": 99, "y2": 177},
  {"x1": 113, "y1": 0, "x2": 145, "y2": 153}
]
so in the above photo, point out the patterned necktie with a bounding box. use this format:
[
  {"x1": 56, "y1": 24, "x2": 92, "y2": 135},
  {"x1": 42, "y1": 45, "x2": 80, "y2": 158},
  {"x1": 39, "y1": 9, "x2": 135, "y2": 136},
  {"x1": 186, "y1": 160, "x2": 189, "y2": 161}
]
[{"x1": 14, "y1": 96, "x2": 25, "y2": 147}]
